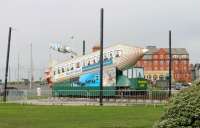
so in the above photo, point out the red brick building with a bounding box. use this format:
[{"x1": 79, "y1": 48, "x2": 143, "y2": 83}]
[{"x1": 136, "y1": 46, "x2": 192, "y2": 83}]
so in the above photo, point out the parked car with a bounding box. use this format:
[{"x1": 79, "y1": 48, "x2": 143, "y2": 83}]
[
  {"x1": 181, "y1": 83, "x2": 190, "y2": 89},
  {"x1": 175, "y1": 83, "x2": 190, "y2": 90},
  {"x1": 175, "y1": 83, "x2": 182, "y2": 90}
]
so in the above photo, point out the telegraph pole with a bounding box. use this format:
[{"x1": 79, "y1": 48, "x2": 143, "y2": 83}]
[
  {"x1": 169, "y1": 30, "x2": 172, "y2": 97},
  {"x1": 4, "y1": 27, "x2": 12, "y2": 102},
  {"x1": 99, "y1": 8, "x2": 104, "y2": 106}
]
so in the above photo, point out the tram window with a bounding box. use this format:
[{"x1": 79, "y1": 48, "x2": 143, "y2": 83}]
[
  {"x1": 76, "y1": 62, "x2": 80, "y2": 68},
  {"x1": 62, "y1": 68, "x2": 65, "y2": 73},
  {"x1": 54, "y1": 71, "x2": 56, "y2": 75},
  {"x1": 115, "y1": 50, "x2": 122, "y2": 57},
  {"x1": 90, "y1": 58, "x2": 94, "y2": 65},
  {"x1": 104, "y1": 54, "x2": 108, "y2": 61},
  {"x1": 93, "y1": 59, "x2": 96, "y2": 64},
  {"x1": 65, "y1": 65, "x2": 69, "y2": 71},
  {"x1": 109, "y1": 52, "x2": 113, "y2": 59},
  {"x1": 82, "y1": 60, "x2": 86, "y2": 67},
  {"x1": 115, "y1": 50, "x2": 119, "y2": 57},
  {"x1": 94, "y1": 56, "x2": 98, "y2": 63},
  {"x1": 88, "y1": 61, "x2": 91, "y2": 66},
  {"x1": 96, "y1": 56, "x2": 100, "y2": 63},
  {"x1": 70, "y1": 63, "x2": 74, "y2": 70},
  {"x1": 58, "y1": 69, "x2": 60, "y2": 74}
]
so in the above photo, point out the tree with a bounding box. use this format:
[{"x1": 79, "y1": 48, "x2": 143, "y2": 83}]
[{"x1": 154, "y1": 84, "x2": 200, "y2": 128}]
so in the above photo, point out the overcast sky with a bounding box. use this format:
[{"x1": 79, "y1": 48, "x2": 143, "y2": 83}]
[{"x1": 0, "y1": 0, "x2": 200, "y2": 80}]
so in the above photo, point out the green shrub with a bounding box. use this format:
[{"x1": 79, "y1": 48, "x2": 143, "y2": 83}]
[{"x1": 154, "y1": 84, "x2": 200, "y2": 128}]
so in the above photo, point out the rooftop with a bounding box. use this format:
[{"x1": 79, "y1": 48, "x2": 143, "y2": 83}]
[{"x1": 145, "y1": 46, "x2": 189, "y2": 55}]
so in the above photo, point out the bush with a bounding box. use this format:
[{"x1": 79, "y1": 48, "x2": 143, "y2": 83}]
[{"x1": 154, "y1": 84, "x2": 200, "y2": 128}]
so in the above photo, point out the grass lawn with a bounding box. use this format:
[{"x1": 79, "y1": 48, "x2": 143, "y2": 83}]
[{"x1": 0, "y1": 104, "x2": 164, "y2": 128}]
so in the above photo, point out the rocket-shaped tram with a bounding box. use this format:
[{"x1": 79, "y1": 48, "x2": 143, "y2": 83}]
[{"x1": 45, "y1": 44, "x2": 148, "y2": 95}]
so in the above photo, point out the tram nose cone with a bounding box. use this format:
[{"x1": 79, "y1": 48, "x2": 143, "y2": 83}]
[{"x1": 142, "y1": 48, "x2": 148, "y2": 53}]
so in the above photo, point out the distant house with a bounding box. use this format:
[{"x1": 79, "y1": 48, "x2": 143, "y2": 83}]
[{"x1": 136, "y1": 46, "x2": 192, "y2": 83}]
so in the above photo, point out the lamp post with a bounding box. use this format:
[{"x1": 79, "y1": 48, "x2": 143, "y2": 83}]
[
  {"x1": 169, "y1": 30, "x2": 172, "y2": 97},
  {"x1": 99, "y1": 8, "x2": 104, "y2": 106},
  {"x1": 83, "y1": 40, "x2": 85, "y2": 55},
  {"x1": 30, "y1": 43, "x2": 33, "y2": 89},
  {"x1": 4, "y1": 27, "x2": 12, "y2": 102}
]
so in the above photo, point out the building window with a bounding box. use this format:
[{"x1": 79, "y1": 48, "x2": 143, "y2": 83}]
[
  {"x1": 185, "y1": 74, "x2": 187, "y2": 78},
  {"x1": 177, "y1": 74, "x2": 179, "y2": 79},
  {"x1": 143, "y1": 55, "x2": 152, "y2": 60},
  {"x1": 183, "y1": 60, "x2": 187, "y2": 64},
  {"x1": 160, "y1": 60, "x2": 164, "y2": 65},
  {"x1": 153, "y1": 55, "x2": 158, "y2": 59},
  {"x1": 153, "y1": 75, "x2": 158, "y2": 80},
  {"x1": 160, "y1": 55, "x2": 163, "y2": 59},
  {"x1": 62, "y1": 68, "x2": 65, "y2": 73},
  {"x1": 159, "y1": 75, "x2": 164, "y2": 80},
  {"x1": 184, "y1": 66, "x2": 187, "y2": 71},
  {"x1": 148, "y1": 75, "x2": 152, "y2": 79},
  {"x1": 154, "y1": 61, "x2": 158, "y2": 65},
  {"x1": 166, "y1": 60, "x2": 169, "y2": 65}
]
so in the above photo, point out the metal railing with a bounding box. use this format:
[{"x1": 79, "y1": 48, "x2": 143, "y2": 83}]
[{"x1": 0, "y1": 89, "x2": 177, "y2": 105}]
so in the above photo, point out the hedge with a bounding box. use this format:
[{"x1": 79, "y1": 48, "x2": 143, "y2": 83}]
[{"x1": 154, "y1": 83, "x2": 200, "y2": 128}]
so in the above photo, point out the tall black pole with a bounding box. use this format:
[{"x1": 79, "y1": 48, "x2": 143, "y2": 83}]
[
  {"x1": 169, "y1": 30, "x2": 172, "y2": 97},
  {"x1": 99, "y1": 8, "x2": 104, "y2": 106},
  {"x1": 83, "y1": 40, "x2": 85, "y2": 55},
  {"x1": 4, "y1": 27, "x2": 12, "y2": 102}
]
